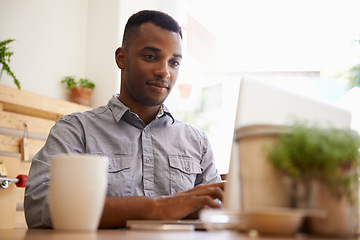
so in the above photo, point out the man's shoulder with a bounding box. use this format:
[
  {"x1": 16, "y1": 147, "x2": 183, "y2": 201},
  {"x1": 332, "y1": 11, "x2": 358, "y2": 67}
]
[
  {"x1": 84, "y1": 104, "x2": 109, "y2": 116},
  {"x1": 60, "y1": 104, "x2": 109, "y2": 122},
  {"x1": 171, "y1": 118, "x2": 206, "y2": 137},
  {"x1": 162, "y1": 106, "x2": 201, "y2": 132}
]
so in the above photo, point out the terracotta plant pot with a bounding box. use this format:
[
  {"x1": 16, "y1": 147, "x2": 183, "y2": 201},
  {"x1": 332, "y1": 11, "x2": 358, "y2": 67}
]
[
  {"x1": 306, "y1": 179, "x2": 359, "y2": 237},
  {"x1": 71, "y1": 87, "x2": 92, "y2": 106},
  {"x1": 232, "y1": 124, "x2": 292, "y2": 210}
]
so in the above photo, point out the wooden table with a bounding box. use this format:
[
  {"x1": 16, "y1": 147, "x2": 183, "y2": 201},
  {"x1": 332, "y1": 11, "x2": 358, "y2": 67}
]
[{"x1": 0, "y1": 229, "x2": 346, "y2": 240}]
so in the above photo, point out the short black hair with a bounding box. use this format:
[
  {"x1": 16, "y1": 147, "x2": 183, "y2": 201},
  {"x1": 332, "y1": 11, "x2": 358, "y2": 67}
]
[{"x1": 122, "y1": 10, "x2": 182, "y2": 48}]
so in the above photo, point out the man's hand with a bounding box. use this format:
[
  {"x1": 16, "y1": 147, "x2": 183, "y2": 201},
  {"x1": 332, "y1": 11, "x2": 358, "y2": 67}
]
[
  {"x1": 153, "y1": 182, "x2": 224, "y2": 220},
  {"x1": 99, "y1": 182, "x2": 224, "y2": 228}
]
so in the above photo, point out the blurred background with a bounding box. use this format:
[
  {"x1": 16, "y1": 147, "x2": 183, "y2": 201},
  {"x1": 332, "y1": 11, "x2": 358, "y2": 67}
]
[{"x1": 1, "y1": 0, "x2": 360, "y2": 174}]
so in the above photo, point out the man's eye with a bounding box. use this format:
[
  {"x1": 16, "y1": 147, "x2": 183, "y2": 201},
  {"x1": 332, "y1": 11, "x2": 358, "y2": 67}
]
[
  {"x1": 144, "y1": 55, "x2": 156, "y2": 60},
  {"x1": 171, "y1": 61, "x2": 180, "y2": 67}
]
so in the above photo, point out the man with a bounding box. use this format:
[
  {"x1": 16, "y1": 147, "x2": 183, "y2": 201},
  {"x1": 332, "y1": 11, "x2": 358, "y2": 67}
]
[{"x1": 24, "y1": 10, "x2": 223, "y2": 229}]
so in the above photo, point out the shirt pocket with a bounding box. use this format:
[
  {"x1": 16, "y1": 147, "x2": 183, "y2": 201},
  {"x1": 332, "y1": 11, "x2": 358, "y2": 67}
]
[
  {"x1": 168, "y1": 155, "x2": 202, "y2": 194},
  {"x1": 106, "y1": 155, "x2": 132, "y2": 197}
]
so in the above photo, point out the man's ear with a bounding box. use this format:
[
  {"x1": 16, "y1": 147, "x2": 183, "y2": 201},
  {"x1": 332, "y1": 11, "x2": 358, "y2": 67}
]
[{"x1": 115, "y1": 47, "x2": 126, "y2": 69}]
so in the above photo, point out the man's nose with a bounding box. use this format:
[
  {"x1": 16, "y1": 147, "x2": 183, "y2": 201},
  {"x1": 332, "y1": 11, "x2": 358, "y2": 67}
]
[{"x1": 154, "y1": 61, "x2": 171, "y2": 80}]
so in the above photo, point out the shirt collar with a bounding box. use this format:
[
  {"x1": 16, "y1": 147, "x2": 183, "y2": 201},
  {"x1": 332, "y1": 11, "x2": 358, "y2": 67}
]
[
  {"x1": 107, "y1": 94, "x2": 175, "y2": 124},
  {"x1": 160, "y1": 105, "x2": 175, "y2": 124}
]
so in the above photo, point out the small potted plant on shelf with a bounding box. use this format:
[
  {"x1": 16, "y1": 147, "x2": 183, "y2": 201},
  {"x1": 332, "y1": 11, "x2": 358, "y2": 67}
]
[
  {"x1": 61, "y1": 76, "x2": 95, "y2": 106},
  {"x1": 0, "y1": 39, "x2": 20, "y2": 89},
  {"x1": 267, "y1": 121, "x2": 360, "y2": 237}
]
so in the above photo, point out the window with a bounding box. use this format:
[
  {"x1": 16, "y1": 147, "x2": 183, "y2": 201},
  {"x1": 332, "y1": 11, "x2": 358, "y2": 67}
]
[{"x1": 166, "y1": 0, "x2": 360, "y2": 173}]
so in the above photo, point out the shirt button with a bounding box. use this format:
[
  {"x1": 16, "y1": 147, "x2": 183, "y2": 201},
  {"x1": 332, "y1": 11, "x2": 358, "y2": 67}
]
[
  {"x1": 185, "y1": 166, "x2": 190, "y2": 171},
  {"x1": 146, "y1": 158, "x2": 151, "y2": 163},
  {"x1": 145, "y1": 191, "x2": 153, "y2": 196}
]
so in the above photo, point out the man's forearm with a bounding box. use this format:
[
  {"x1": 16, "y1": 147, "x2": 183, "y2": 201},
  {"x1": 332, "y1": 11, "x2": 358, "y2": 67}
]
[
  {"x1": 98, "y1": 182, "x2": 224, "y2": 228},
  {"x1": 99, "y1": 196, "x2": 159, "y2": 228}
]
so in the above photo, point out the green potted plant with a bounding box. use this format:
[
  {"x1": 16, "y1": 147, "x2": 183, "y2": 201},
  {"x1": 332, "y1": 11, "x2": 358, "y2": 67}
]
[
  {"x1": 61, "y1": 76, "x2": 95, "y2": 106},
  {"x1": 0, "y1": 39, "x2": 20, "y2": 89},
  {"x1": 267, "y1": 121, "x2": 360, "y2": 236}
]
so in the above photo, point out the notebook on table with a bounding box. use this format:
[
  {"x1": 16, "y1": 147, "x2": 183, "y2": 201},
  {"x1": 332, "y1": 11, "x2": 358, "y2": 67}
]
[{"x1": 126, "y1": 219, "x2": 205, "y2": 231}]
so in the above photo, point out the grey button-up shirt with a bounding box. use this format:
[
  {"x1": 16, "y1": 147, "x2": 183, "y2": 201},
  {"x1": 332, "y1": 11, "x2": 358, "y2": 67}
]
[{"x1": 24, "y1": 95, "x2": 221, "y2": 228}]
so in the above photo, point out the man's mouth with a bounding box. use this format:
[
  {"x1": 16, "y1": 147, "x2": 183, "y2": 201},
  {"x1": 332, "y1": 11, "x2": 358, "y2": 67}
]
[{"x1": 146, "y1": 80, "x2": 169, "y2": 90}]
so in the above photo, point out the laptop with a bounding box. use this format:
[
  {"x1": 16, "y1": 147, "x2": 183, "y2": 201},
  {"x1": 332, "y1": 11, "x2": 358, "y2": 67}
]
[{"x1": 223, "y1": 76, "x2": 352, "y2": 212}]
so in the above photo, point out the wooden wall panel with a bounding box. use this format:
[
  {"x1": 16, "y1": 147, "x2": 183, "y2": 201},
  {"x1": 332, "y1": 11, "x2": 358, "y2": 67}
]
[
  {"x1": 0, "y1": 111, "x2": 55, "y2": 135},
  {"x1": 0, "y1": 85, "x2": 90, "y2": 121},
  {"x1": 0, "y1": 156, "x2": 21, "y2": 229},
  {"x1": 0, "y1": 135, "x2": 45, "y2": 156},
  {"x1": 0, "y1": 84, "x2": 91, "y2": 229}
]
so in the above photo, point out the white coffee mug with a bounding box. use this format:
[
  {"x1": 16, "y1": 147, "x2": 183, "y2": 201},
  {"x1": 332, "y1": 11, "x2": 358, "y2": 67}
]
[{"x1": 49, "y1": 154, "x2": 108, "y2": 231}]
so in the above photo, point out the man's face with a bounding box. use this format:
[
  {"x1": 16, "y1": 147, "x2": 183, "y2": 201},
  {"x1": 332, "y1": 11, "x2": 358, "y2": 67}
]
[{"x1": 117, "y1": 22, "x2": 182, "y2": 107}]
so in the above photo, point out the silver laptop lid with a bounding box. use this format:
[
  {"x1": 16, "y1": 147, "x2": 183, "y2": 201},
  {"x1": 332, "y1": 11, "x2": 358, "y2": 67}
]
[{"x1": 234, "y1": 77, "x2": 351, "y2": 129}]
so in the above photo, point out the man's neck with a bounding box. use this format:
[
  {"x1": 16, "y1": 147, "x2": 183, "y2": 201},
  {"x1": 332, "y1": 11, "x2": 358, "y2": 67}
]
[{"x1": 118, "y1": 95, "x2": 160, "y2": 125}]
